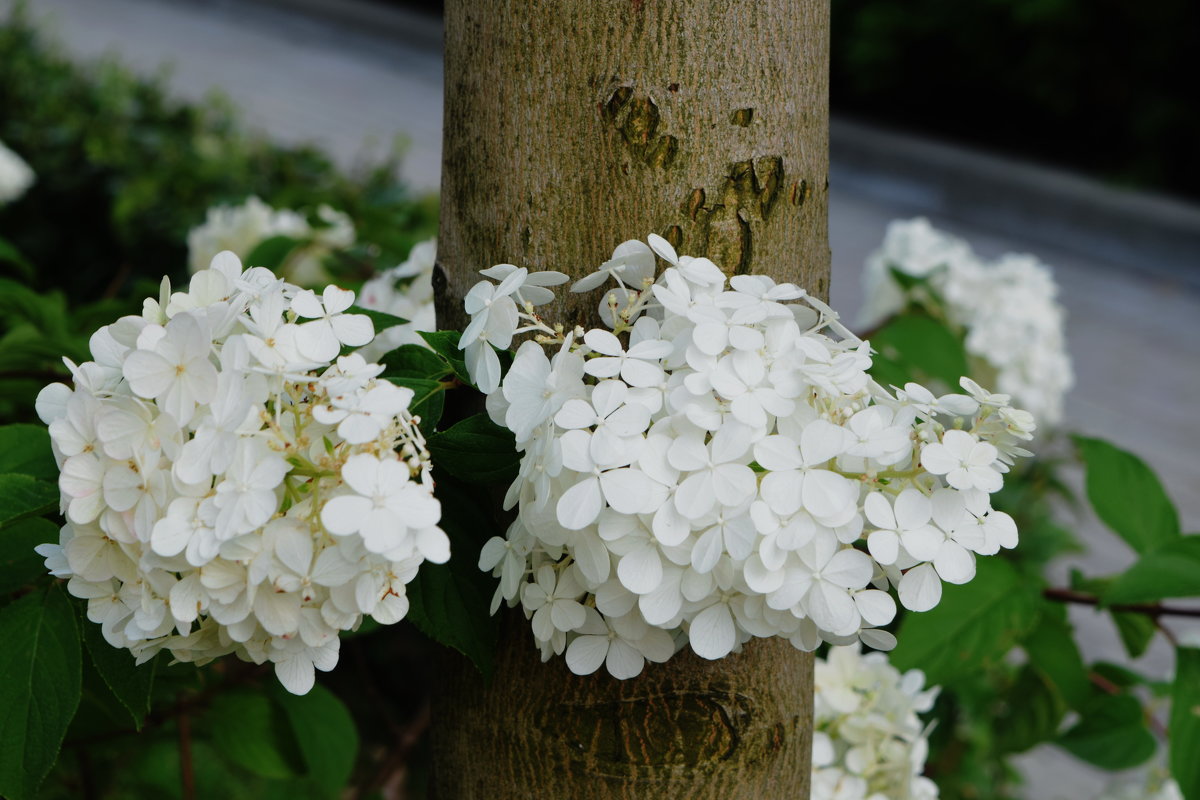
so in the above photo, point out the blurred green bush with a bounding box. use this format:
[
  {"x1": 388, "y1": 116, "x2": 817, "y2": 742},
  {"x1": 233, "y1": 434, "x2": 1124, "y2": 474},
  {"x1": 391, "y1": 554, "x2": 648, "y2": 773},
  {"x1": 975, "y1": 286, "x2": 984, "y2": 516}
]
[{"x1": 832, "y1": 0, "x2": 1200, "y2": 199}]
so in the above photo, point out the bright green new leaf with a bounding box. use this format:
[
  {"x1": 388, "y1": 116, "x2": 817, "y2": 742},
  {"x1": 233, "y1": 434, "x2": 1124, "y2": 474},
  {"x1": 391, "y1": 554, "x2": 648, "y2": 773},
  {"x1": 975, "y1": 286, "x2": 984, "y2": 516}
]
[
  {"x1": 427, "y1": 413, "x2": 519, "y2": 485},
  {"x1": 1074, "y1": 435, "x2": 1180, "y2": 554},
  {"x1": 0, "y1": 517, "x2": 57, "y2": 595},
  {"x1": 244, "y1": 235, "x2": 303, "y2": 273},
  {"x1": 204, "y1": 691, "x2": 307, "y2": 780},
  {"x1": 1057, "y1": 692, "x2": 1156, "y2": 770},
  {"x1": 352, "y1": 305, "x2": 410, "y2": 334},
  {"x1": 274, "y1": 684, "x2": 358, "y2": 797},
  {"x1": 379, "y1": 343, "x2": 452, "y2": 381},
  {"x1": 867, "y1": 312, "x2": 970, "y2": 390},
  {"x1": 0, "y1": 473, "x2": 59, "y2": 531},
  {"x1": 1104, "y1": 536, "x2": 1200, "y2": 605},
  {"x1": 82, "y1": 618, "x2": 156, "y2": 729},
  {"x1": 890, "y1": 557, "x2": 1039, "y2": 685},
  {"x1": 406, "y1": 475, "x2": 501, "y2": 677},
  {"x1": 0, "y1": 585, "x2": 82, "y2": 800},
  {"x1": 1170, "y1": 648, "x2": 1200, "y2": 800},
  {"x1": 0, "y1": 424, "x2": 57, "y2": 481}
]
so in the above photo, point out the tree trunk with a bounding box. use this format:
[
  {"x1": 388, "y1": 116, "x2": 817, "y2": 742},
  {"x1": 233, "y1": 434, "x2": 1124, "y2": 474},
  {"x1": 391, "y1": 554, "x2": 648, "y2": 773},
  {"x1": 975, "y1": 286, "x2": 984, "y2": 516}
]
[{"x1": 432, "y1": 0, "x2": 830, "y2": 797}]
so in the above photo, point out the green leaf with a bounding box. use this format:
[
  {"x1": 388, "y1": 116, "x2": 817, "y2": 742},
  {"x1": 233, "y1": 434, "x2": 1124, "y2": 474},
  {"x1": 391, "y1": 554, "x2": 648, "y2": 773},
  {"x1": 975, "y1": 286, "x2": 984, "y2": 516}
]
[
  {"x1": 82, "y1": 617, "x2": 156, "y2": 729},
  {"x1": 204, "y1": 690, "x2": 307, "y2": 780},
  {"x1": 0, "y1": 236, "x2": 35, "y2": 281},
  {"x1": 244, "y1": 235, "x2": 302, "y2": 272},
  {"x1": 352, "y1": 305, "x2": 410, "y2": 334},
  {"x1": 1023, "y1": 609, "x2": 1090, "y2": 709},
  {"x1": 418, "y1": 330, "x2": 471, "y2": 384},
  {"x1": 378, "y1": 343, "x2": 452, "y2": 381},
  {"x1": 0, "y1": 517, "x2": 57, "y2": 595},
  {"x1": 1091, "y1": 661, "x2": 1149, "y2": 690},
  {"x1": 1074, "y1": 435, "x2": 1180, "y2": 554},
  {"x1": 274, "y1": 684, "x2": 358, "y2": 797},
  {"x1": 0, "y1": 425, "x2": 57, "y2": 481},
  {"x1": 406, "y1": 475, "x2": 501, "y2": 677},
  {"x1": 890, "y1": 557, "x2": 1040, "y2": 685},
  {"x1": 1112, "y1": 611, "x2": 1157, "y2": 659},
  {"x1": 0, "y1": 584, "x2": 82, "y2": 800},
  {"x1": 1104, "y1": 536, "x2": 1200, "y2": 605},
  {"x1": 385, "y1": 377, "x2": 444, "y2": 433},
  {"x1": 867, "y1": 312, "x2": 970, "y2": 389},
  {"x1": 1057, "y1": 692, "x2": 1156, "y2": 770},
  {"x1": 995, "y1": 664, "x2": 1067, "y2": 754},
  {"x1": 0, "y1": 473, "x2": 59, "y2": 531},
  {"x1": 426, "y1": 414, "x2": 519, "y2": 485},
  {"x1": 1170, "y1": 648, "x2": 1200, "y2": 800}
]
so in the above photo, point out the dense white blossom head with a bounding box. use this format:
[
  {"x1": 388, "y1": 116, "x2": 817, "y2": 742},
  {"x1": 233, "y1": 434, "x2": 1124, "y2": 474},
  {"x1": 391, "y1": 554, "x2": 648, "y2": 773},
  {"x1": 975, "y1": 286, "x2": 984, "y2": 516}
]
[
  {"x1": 466, "y1": 234, "x2": 1037, "y2": 678},
  {"x1": 0, "y1": 139, "x2": 35, "y2": 205},
  {"x1": 37, "y1": 252, "x2": 445, "y2": 694}
]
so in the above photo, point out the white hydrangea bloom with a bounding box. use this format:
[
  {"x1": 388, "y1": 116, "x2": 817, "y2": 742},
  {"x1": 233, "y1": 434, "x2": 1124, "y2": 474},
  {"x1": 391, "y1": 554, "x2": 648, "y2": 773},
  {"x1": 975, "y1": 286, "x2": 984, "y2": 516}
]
[
  {"x1": 1095, "y1": 775, "x2": 1182, "y2": 800},
  {"x1": 35, "y1": 252, "x2": 444, "y2": 695},
  {"x1": 812, "y1": 645, "x2": 940, "y2": 800},
  {"x1": 464, "y1": 235, "x2": 1037, "y2": 678},
  {"x1": 186, "y1": 196, "x2": 355, "y2": 286},
  {"x1": 861, "y1": 218, "x2": 1073, "y2": 426},
  {"x1": 356, "y1": 239, "x2": 438, "y2": 360},
  {"x1": 0, "y1": 139, "x2": 35, "y2": 205}
]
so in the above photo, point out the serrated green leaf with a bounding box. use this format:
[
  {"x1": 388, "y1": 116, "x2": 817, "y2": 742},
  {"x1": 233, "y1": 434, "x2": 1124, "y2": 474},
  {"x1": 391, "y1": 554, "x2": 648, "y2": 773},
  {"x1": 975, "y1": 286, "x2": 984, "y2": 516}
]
[
  {"x1": 0, "y1": 425, "x2": 57, "y2": 481},
  {"x1": 352, "y1": 305, "x2": 410, "y2": 333},
  {"x1": 867, "y1": 312, "x2": 970, "y2": 390},
  {"x1": 0, "y1": 517, "x2": 57, "y2": 595},
  {"x1": 426, "y1": 413, "x2": 519, "y2": 485},
  {"x1": 0, "y1": 584, "x2": 82, "y2": 800},
  {"x1": 1074, "y1": 435, "x2": 1180, "y2": 554},
  {"x1": 418, "y1": 330, "x2": 471, "y2": 384},
  {"x1": 274, "y1": 684, "x2": 358, "y2": 797},
  {"x1": 378, "y1": 343, "x2": 452, "y2": 381},
  {"x1": 82, "y1": 617, "x2": 156, "y2": 729},
  {"x1": 1171, "y1": 647, "x2": 1200, "y2": 800},
  {"x1": 385, "y1": 376, "x2": 444, "y2": 434},
  {"x1": 1104, "y1": 536, "x2": 1200, "y2": 605},
  {"x1": 1057, "y1": 692, "x2": 1156, "y2": 770},
  {"x1": 1112, "y1": 611, "x2": 1157, "y2": 659},
  {"x1": 890, "y1": 557, "x2": 1039, "y2": 685},
  {"x1": 406, "y1": 476, "x2": 500, "y2": 676},
  {"x1": 204, "y1": 690, "x2": 307, "y2": 780},
  {"x1": 0, "y1": 473, "x2": 59, "y2": 532},
  {"x1": 244, "y1": 235, "x2": 302, "y2": 272}
]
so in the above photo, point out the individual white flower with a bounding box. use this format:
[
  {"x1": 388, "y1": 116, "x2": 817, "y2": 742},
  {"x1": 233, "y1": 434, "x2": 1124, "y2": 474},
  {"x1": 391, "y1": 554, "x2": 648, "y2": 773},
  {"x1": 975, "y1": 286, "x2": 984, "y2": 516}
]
[
  {"x1": 564, "y1": 608, "x2": 674, "y2": 679},
  {"x1": 0, "y1": 139, "x2": 35, "y2": 205},
  {"x1": 291, "y1": 286, "x2": 374, "y2": 362},
  {"x1": 921, "y1": 429, "x2": 1002, "y2": 493},
  {"x1": 122, "y1": 312, "x2": 218, "y2": 426}
]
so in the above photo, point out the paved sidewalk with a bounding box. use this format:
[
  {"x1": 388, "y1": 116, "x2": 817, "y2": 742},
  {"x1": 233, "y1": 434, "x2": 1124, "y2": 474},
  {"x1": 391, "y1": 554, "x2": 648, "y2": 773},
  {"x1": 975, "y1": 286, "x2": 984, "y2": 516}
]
[{"x1": 6, "y1": 1, "x2": 1199, "y2": 796}]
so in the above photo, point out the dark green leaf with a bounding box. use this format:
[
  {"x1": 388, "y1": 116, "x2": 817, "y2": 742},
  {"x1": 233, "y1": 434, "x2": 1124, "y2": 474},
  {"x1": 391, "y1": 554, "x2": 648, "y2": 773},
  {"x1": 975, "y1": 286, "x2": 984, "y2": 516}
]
[
  {"x1": 0, "y1": 236, "x2": 35, "y2": 281},
  {"x1": 1171, "y1": 648, "x2": 1200, "y2": 800},
  {"x1": 867, "y1": 312, "x2": 970, "y2": 390},
  {"x1": 1058, "y1": 692, "x2": 1156, "y2": 770},
  {"x1": 352, "y1": 305, "x2": 410, "y2": 333},
  {"x1": 385, "y1": 377, "x2": 444, "y2": 434},
  {"x1": 204, "y1": 691, "x2": 307, "y2": 780},
  {"x1": 0, "y1": 426, "x2": 56, "y2": 482},
  {"x1": 244, "y1": 235, "x2": 302, "y2": 272},
  {"x1": 427, "y1": 414, "x2": 519, "y2": 485},
  {"x1": 82, "y1": 618, "x2": 156, "y2": 729},
  {"x1": 1074, "y1": 435, "x2": 1180, "y2": 554},
  {"x1": 274, "y1": 684, "x2": 358, "y2": 797},
  {"x1": 418, "y1": 330, "x2": 471, "y2": 384},
  {"x1": 891, "y1": 557, "x2": 1039, "y2": 685},
  {"x1": 378, "y1": 343, "x2": 452, "y2": 381},
  {"x1": 406, "y1": 476, "x2": 501, "y2": 677},
  {"x1": 995, "y1": 664, "x2": 1066, "y2": 754},
  {"x1": 1104, "y1": 537, "x2": 1200, "y2": 605},
  {"x1": 0, "y1": 584, "x2": 82, "y2": 800},
  {"x1": 1091, "y1": 661, "x2": 1149, "y2": 689},
  {"x1": 1112, "y1": 612, "x2": 1157, "y2": 659},
  {"x1": 1024, "y1": 609, "x2": 1090, "y2": 709},
  {"x1": 0, "y1": 517, "x2": 56, "y2": 595},
  {"x1": 0, "y1": 473, "x2": 59, "y2": 531}
]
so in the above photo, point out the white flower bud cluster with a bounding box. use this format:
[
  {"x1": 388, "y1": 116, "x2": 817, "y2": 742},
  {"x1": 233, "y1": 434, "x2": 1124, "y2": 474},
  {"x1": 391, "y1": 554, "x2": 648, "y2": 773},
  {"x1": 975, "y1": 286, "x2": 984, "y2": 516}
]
[
  {"x1": 812, "y1": 645, "x2": 939, "y2": 800},
  {"x1": 0, "y1": 138, "x2": 35, "y2": 205},
  {"x1": 35, "y1": 252, "x2": 447, "y2": 694},
  {"x1": 187, "y1": 195, "x2": 355, "y2": 286},
  {"x1": 356, "y1": 238, "x2": 437, "y2": 361},
  {"x1": 860, "y1": 218, "x2": 1073, "y2": 425},
  {"x1": 467, "y1": 235, "x2": 1037, "y2": 679}
]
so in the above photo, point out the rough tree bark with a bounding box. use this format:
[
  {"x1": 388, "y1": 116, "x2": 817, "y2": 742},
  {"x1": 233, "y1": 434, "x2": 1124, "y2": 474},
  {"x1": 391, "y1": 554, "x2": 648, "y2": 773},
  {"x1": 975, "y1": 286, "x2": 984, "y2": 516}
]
[{"x1": 431, "y1": 0, "x2": 830, "y2": 798}]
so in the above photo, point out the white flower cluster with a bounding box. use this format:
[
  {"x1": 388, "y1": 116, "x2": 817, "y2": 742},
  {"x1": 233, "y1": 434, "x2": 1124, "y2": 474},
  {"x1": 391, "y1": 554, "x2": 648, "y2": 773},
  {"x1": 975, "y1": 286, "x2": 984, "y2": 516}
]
[
  {"x1": 860, "y1": 218, "x2": 1073, "y2": 425},
  {"x1": 356, "y1": 238, "x2": 437, "y2": 361},
  {"x1": 1095, "y1": 774, "x2": 1182, "y2": 800},
  {"x1": 0, "y1": 138, "x2": 35, "y2": 205},
  {"x1": 35, "y1": 252, "x2": 448, "y2": 694},
  {"x1": 812, "y1": 645, "x2": 939, "y2": 800},
  {"x1": 187, "y1": 195, "x2": 355, "y2": 286},
  {"x1": 468, "y1": 235, "x2": 1037, "y2": 678}
]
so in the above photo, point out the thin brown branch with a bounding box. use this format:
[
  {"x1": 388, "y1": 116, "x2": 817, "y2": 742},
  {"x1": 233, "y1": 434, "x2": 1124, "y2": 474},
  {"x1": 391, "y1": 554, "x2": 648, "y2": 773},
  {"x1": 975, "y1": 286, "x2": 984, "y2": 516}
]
[
  {"x1": 1043, "y1": 587, "x2": 1200, "y2": 619},
  {"x1": 1086, "y1": 671, "x2": 1169, "y2": 739}
]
